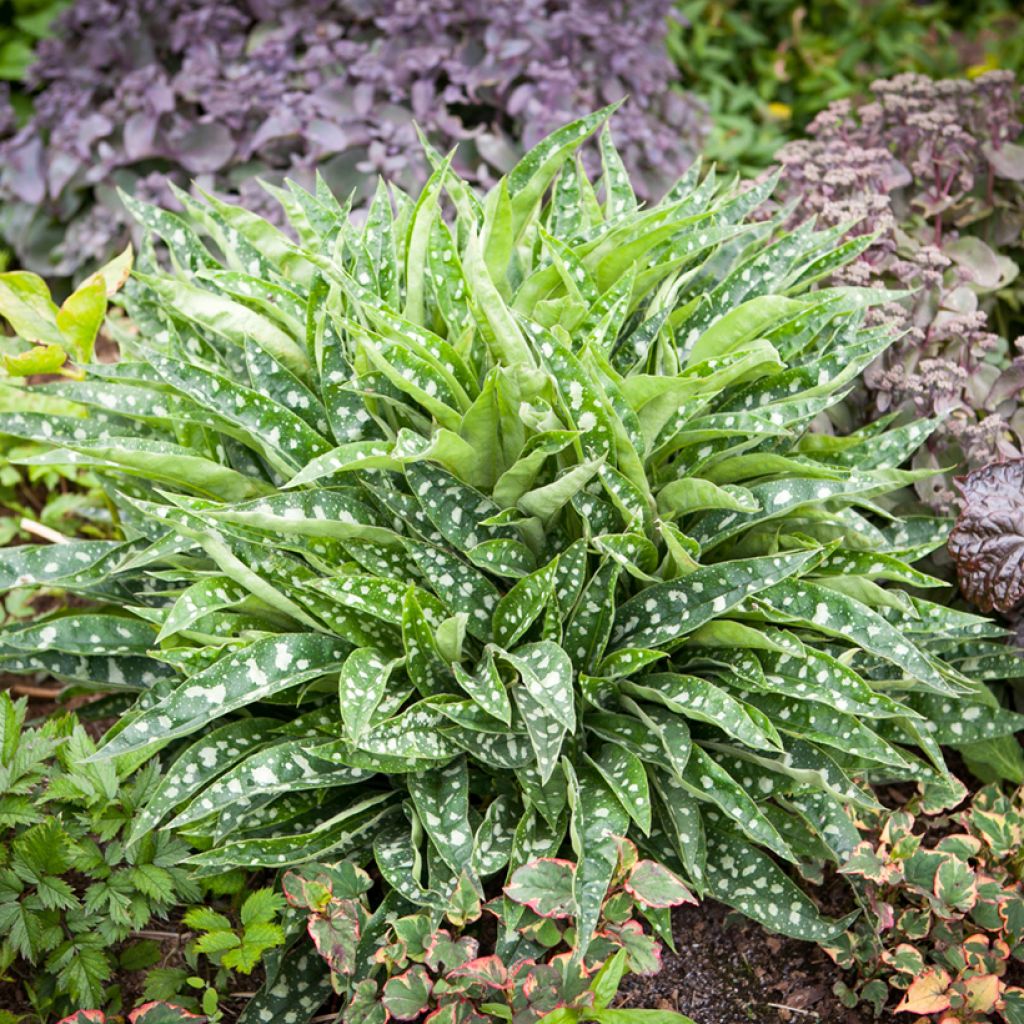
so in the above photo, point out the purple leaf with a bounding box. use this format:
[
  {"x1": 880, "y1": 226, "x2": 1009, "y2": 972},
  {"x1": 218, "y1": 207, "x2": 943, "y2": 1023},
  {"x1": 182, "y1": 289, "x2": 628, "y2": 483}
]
[{"x1": 948, "y1": 459, "x2": 1024, "y2": 612}]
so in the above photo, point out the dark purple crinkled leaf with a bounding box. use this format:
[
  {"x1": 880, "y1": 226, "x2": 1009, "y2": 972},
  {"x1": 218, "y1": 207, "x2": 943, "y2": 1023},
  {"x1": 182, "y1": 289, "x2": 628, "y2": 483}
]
[{"x1": 948, "y1": 458, "x2": 1024, "y2": 612}]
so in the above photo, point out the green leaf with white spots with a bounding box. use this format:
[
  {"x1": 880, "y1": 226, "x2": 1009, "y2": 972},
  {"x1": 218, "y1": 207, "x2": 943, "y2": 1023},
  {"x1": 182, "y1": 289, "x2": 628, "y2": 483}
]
[
  {"x1": 565, "y1": 758, "x2": 628, "y2": 956},
  {"x1": 613, "y1": 550, "x2": 819, "y2": 650},
  {"x1": 624, "y1": 674, "x2": 782, "y2": 752},
  {"x1": 453, "y1": 651, "x2": 511, "y2": 725},
  {"x1": 410, "y1": 758, "x2": 474, "y2": 874},
  {"x1": 157, "y1": 576, "x2": 249, "y2": 642},
  {"x1": 339, "y1": 648, "x2": 402, "y2": 743},
  {"x1": 705, "y1": 829, "x2": 853, "y2": 942},
  {"x1": 753, "y1": 579, "x2": 965, "y2": 697},
  {"x1": 683, "y1": 746, "x2": 795, "y2": 863},
  {"x1": 128, "y1": 718, "x2": 279, "y2": 846},
  {"x1": 169, "y1": 738, "x2": 370, "y2": 829},
  {"x1": 94, "y1": 634, "x2": 350, "y2": 759},
  {"x1": 588, "y1": 742, "x2": 652, "y2": 833}
]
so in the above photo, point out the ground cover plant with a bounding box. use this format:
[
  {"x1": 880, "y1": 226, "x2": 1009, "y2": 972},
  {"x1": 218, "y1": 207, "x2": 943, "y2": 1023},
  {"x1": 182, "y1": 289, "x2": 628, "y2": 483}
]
[
  {"x1": 776, "y1": 70, "x2": 1024, "y2": 511},
  {"x1": 826, "y1": 783, "x2": 1024, "y2": 1022},
  {"x1": 0, "y1": 0, "x2": 705, "y2": 283},
  {"x1": 283, "y1": 838, "x2": 696, "y2": 1024},
  {"x1": 1, "y1": 109, "x2": 1023, "y2": 1020}
]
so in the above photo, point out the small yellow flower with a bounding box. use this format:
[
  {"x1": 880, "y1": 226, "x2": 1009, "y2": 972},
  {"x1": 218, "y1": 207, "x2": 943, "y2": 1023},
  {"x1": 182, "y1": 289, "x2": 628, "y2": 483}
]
[{"x1": 766, "y1": 102, "x2": 792, "y2": 120}]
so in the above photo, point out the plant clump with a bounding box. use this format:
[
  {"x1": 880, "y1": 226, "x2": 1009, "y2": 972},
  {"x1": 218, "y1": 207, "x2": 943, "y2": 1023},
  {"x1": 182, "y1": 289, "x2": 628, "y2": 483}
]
[
  {"x1": 1, "y1": 109, "x2": 1022, "y2": 1019},
  {"x1": 827, "y1": 784, "x2": 1024, "y2": 1023}
]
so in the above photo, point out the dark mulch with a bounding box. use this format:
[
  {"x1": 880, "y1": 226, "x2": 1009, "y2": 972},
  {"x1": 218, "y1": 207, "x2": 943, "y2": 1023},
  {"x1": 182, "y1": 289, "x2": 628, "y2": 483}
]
[{"x1": 617, "y1": 900, "x2": 894, "y2": 1024}]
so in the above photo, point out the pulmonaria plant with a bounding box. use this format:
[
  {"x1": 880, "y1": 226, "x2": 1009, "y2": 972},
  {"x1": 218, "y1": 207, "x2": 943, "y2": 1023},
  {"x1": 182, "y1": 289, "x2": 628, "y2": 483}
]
[
  {"x1": 0, "y1": 0, "x2": 705, "y2": 281},
  {"x1": 776, "y1": 71, "x2": 1024, "y2": 510},
  {"x1": 826, "y1": 784, "x2": 1024, "y2": 1023},
  {"x1": 283, "y1": 839, "x2": 695, "y2": 1024},
  {"x1": 0, "y1": 110, "x2": 1021, "y2": 1022}
]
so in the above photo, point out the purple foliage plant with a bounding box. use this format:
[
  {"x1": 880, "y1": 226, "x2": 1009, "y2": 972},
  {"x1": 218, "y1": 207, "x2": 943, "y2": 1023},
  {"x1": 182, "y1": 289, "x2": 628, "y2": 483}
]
[{"x1": 0, "y1": 0, "x2": 707, "y2": 280}]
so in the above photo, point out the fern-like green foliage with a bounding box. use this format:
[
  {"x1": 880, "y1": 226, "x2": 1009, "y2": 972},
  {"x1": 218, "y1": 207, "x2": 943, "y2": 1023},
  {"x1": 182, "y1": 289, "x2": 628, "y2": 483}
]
[
  {"x1": 1, "y1": 110, "x2": 1021, "y2": 998},
  {"x1": 0, "y1": 693, "x2": 199, "y2": 1015}
]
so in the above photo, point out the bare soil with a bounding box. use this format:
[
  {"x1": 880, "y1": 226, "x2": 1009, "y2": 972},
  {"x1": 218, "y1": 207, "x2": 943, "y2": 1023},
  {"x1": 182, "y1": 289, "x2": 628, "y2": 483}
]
[{"x1": 617, "y1": 901, "x2": 892, "y2": 1024}]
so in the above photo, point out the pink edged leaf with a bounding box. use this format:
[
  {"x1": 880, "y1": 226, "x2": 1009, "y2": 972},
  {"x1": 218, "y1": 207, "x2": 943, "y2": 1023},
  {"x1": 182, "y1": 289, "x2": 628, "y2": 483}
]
[
  {"x1": 447, "y1": 954, "x2": 512, "y2": 991},
  {"x1": 308, "y1": 898, "x2": 362, "y2": 977},
  {"x1": 624, "y1": 860, "x2": 696, "y2": 909},
  {"x1": 345, "y1": 979, "x2": 387, "y2": 1024},
  {"x1": 58, "y1": 1014, "x2": 106, "y2": 1024},
  {"x1": 125, "y1": 1006, "x2": 204, "y2": 1024},
  {"x1": 425, "y1": 928, "x2": 479, "y2": 971},
  {"x1": 948, "y1": 458, "x2": 1024, "y2": 613},
  {"x1": 933, "y1": 855, "x2": 977, "y2": 915},
  {"x1": 129, "y1": 1005, "x2": 205, "y2": 1024},
  {"x1": 382, "y1": 965, "x2": 434, "y2": 1021},
  {"x1": 838, "y1": 841, "x2": 898, "y2": 885},
  {"x1": 512, "y1": 963, "x2": 568, "y2": 1019},
  {"x1": 424, "y1": 999, "x2": 490, "y2": 1024},
  {"x1": 602, "y1": 919, "x2": 663, "y2": 977},
  {"x1": 895, "y1": 968, "x2": 952, "y2": 1015},
  {"x1": 504, "y1": 858, "x2": 577, "y2": 919},
  {"x1": 283, "y1": 869, "x2": 333, "y2": 912}
]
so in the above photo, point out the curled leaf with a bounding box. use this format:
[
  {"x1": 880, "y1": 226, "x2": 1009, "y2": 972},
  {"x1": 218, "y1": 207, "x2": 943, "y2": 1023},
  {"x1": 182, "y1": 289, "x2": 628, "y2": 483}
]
[{"x1": 948, "y1": 459, "x2": 1024, "y2": 612}]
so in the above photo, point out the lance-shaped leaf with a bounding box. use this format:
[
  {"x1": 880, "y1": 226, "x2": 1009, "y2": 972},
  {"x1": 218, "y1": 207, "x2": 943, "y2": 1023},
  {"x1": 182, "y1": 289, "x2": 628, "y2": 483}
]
[
  {"x1": 0, "y1": 540, "x2": 129, "y2": 591},
  {"x1": 745, "y1": 694, "x2": 911, "y2": 769},
  {"x1": 169, "y1": 739, "x2": 371, "y2": 829},
  {"x1": 753, "y1": 579, "x2": 965, "y2": 696},
  {"x1": 493, "y1": 558, "x2": 558, "y2": 648},
  {"x1": 409, "y1": 757, "x2": 474, "y2": 874},
  {"x1": 236, "y1": 949, "x2": 331, "y2": 1024},
  {"x1": 2, "y1": 613, "x2": 156, "y2": 656},
  {"x1": 564, "y1": 559, "x2": 622, "y2": 672},
  {"x1": 566, "y1": 759, "x2": 629, "y2": 957},
  {"x1": 401, "y1": 587, "x2": 450, "y2": 697},
  {"x1": 187, "y1": 792, "x2": 397, "y2": 873},
  {"x1": 705, "y1": 829, "x2": 853, "y2": 942},
  {"x1": 588, "y1": 741, "x2": 652, "y2": 834},
  {"x1": 623, "y1": 673, "x2": 782, "y2": 753},
  {"x1": 339, "y1": 648, "x2": 402, "y2": 743},
  {"x1": 452, "y1": 651, "x2": 511, "y2": 725},
  {"x1": 157, "y1": 576, "x2": 249, "y2": 642},
  {"x1": 95, "y1": 634, "x2": 350, "y2": 759},
  {"x1": 127, "y1": 718, "x2": 279, "y2": 846},
  {"x1": 612, "y1": 549, "x2": 819, "y2": 650},
  {"x1": 496, "y1": 642, "x2": 575, "y2": 731},
  {"x1": 470, "y1": 793, "x2": 518, "y2": 877},
  {"x1": 683, "y1": 746, "x2": 795, "y2": 863}
]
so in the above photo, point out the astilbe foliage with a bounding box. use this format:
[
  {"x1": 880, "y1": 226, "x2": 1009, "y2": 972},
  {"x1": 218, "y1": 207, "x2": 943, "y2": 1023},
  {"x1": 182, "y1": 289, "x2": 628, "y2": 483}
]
[
  {"x1": 1, "y1": 111, "x2": 1022, "y2": 1022},
  {"x1": 0, "y1": 693, "x2": 200, "y2": 1015},
  {"x1": 0, "y1": 0, "x2": 705, "y2": 280},
  {"x1": 826, "y1": 784, "x2": 1024, "y2": 1022},
  {"x1": 776, "y1": 71, "x2": 1024, "y2": 510}
]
